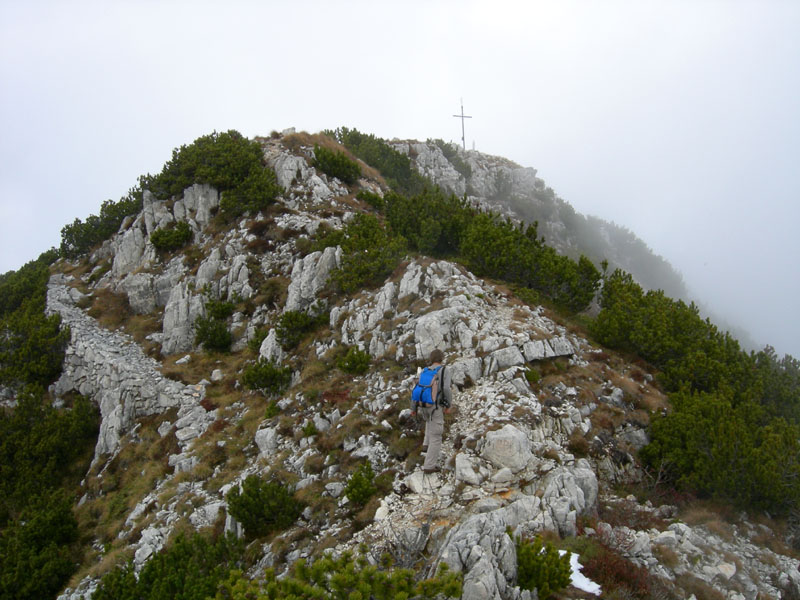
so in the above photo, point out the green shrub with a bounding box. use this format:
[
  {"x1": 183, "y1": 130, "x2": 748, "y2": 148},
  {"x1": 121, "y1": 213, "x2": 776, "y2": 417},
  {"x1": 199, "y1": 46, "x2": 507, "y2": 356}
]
[
  {"x1": 195, "y1": 316, "x2": 232, "y2": 353},
  {"x1": 93, "y1": 532, "x2": 244, "y2": 600},
  {"x1": 0, "y1": 390, "x2": 98, "y2": 600},
  {"x1": 225, "y1": 475, "x2": 303, "y2": 540},
  {"x1": 59, "y1": 191, "x2": 142, "y2": 259},
  {"x1": 337, "y1": 346, "x2": 371, "y2": 375},
  {"x1": 264, "y1": 399, "x2": 280, "y2": 419},
  {"x1": 0, "y1": 254, "x2": 69, "y2": 389},
  {"x1": 214, "y1": 551, "x2": 462, "y2": 600},
  {"x1": 524, "y1": 368, "x2": 541, "y2": 385},
  {"x1": 356, "y1": 189, "x2": 384, "y2": 211},
  {"x1": 145, "y1": 130, "x2": 280, "y2": 203},
  {"x1": 312, "y1": 144, "x2": 361, "y2": 185},
  {"x1": 248, "y1": 328, "x2": 269, "y2": 354},
  {"x1": 344, "y1": 461, "x2": 377, "y2": 507},
  {"x1": 276, "y1": 309, "x2": 328, "y2": 351},
  {"x1": 330, "y1": 127, "x2": 428, "y2": 196},
  {"x1": 205, "y1": 297, "x2": 235, "y2": 321},
  {"x1": 513, "y1": 533, "x2": 571, "y2": 599},
  {"x1": 150, "y1": 220, "x2": 193, "y2": 251},
  {"x1": 219, "y1": 167, "x2": 283, "y2": 219},
  {"x1": 241, "y1": 359, "x2": 292, "y2": 396},
  {"x1": 331, "y1": 214, "x2": 407, "y2": 294}
]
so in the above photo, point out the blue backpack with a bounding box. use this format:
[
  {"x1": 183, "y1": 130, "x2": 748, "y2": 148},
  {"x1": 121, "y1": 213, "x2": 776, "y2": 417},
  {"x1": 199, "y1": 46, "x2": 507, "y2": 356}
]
[{"x1": 412, "y1": 366, "x2": 442, "y2": 407}]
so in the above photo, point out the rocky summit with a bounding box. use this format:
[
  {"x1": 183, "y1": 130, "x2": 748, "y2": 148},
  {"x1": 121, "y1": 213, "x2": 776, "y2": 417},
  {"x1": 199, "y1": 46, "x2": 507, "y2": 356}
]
[{"x1": 44, "y1": 131, "x2": 799, "y2": 599}]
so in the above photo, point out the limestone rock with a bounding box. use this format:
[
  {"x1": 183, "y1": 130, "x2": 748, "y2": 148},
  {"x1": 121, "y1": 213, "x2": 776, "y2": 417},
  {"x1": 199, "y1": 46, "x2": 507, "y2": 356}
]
[
  {"x1": 285, "y1": 246, "x2": 342, "y2": 313},
  {"x1": 482, "y1": 424, "x2": 533, "y2": 473},
  {"x1": 162, "y1": 283, "x2": 205, "y2": 355},
  {"x1": 119, "y1": 272, "x2": 156, "y2": 314},
  {"x1": 258, "y1": 329, "x2": 285, "y2": 363}
]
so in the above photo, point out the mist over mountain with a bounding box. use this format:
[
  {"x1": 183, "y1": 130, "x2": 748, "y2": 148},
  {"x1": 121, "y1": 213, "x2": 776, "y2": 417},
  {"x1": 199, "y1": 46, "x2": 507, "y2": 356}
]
[{"x1": 2, "y1": 129, "x2": 799, "y2": 600}]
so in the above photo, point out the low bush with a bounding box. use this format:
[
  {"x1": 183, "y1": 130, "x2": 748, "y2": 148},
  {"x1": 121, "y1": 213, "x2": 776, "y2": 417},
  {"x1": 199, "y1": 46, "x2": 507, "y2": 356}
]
[
  {"x1": 241, "y1": 359, "x2": 292, "y2": 396},
  {"x1": 581, "y1": 541, "x2": 655, "y2": 598},
  {"x1": 312, "y1": 144, "x2": 361, "y2": 185},
  {"x1": 194, "y1": 316, "x2": 232, "y2": 353},
  {"x1": 215, "y1": 551, "x2": 462, "y2": 599},
  {"x1": 512, "y1": 532, "x2": 571, "y2": 599},
  {"x1": 150, "y1": 221, "x2": 193, "y2": 251},
  {"x1": 225, "y1": 475, "x2": 303, "y2": 540},
  {"x1": 145, "y1": 130, "x2": 281, "y2": 211},
  {"x1": 344, "y1": 461, "x2": 377, "y2": 507},
  {"x1": 331, "y1": 214, "x2": 407, "y2": 294},
  {"x1": 337, "y1": 346, "x2": 371, "y2": 375},
  {"x1": 93, "y1": 532, "x2": 244, "y2": 600},
  {"x1": 356, "y1": 189, "x2": 384, "y2": 211},
  {"x1": 276, "y1": 309, "x2": 328, "y2": 351},
  {"x1": 60, "y1": 192, "x2": 142, "y2": 259},
  {"x1": 205, "y1": 297, "x2": 235, "y2": 321}
]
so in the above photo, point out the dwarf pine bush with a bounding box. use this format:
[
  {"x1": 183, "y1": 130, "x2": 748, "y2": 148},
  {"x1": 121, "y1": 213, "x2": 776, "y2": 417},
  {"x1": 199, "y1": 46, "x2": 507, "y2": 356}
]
[
  {"x1": 241, "y1": 359, "x2": 292, "y2": 396},
  {"x1": 150, "y1": 221, "x2": 193, "y2": 251},
  {"x1": 276, "y1": 309, "x2": 328, "y2": 350},
  {"x1": 337, "y1": 346, "x2": 371, "y2": 375},
  {"x1": 312, "y1": 144, "x2": 361, "y2": 184},
  {"x1": 225, "y1": 476, "x2": 303, "y2": 540},
  {"x1": 214, "y1": 551, "x2": 462, "y2": 600},
  {"x1": 194, "y1": 316, "x2": 232, "y2": 353},
  {"x1": 345, "y1": 461, "x2": 377, "y2": 507},
  {"x1": 513, "y1": 533, "x2": 572, "y2": 599}
]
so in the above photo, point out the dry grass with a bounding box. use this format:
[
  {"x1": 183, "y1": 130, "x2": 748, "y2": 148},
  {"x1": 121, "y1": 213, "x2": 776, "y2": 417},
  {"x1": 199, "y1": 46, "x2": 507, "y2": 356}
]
[
  {"x1": 652, "y1": 543, "x2": 681, "y2": 569},
  {"x1": 76, "y1": 412, "x2": 179, "y2": 564},
  {"x1": 590, "y1": 403, "x2": 627, "y2": 432},
  {"x1": 681, "y1": 500, "x2": 736, "y2": 542},
  {"x1": 161, "y1": 351, "x2": 248, "y2": 387},
  {"x1": 679, "y1": 574, "x2": 725, "y2": 600},
  {"x1": 87, "y1": 287, "x2": 134, "y2": 330}
]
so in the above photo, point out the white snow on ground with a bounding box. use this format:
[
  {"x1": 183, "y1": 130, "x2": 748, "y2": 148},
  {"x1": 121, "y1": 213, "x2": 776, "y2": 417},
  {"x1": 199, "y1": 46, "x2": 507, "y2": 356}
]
[{"x1": 560, "y1": 551, "x2": 602, "y2": 596}]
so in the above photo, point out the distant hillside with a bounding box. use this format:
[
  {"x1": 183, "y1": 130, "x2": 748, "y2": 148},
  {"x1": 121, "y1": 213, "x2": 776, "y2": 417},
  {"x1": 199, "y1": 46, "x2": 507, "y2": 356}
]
[{"x1": 392, "y1": 138, "x2": 688, "y2": 301}]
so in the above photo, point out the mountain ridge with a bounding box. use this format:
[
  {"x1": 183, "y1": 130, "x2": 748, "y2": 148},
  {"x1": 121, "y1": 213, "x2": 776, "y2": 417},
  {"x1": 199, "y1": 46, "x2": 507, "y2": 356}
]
[{"x1": 2, "y1": 128, "x2": 799, "y2": 600}]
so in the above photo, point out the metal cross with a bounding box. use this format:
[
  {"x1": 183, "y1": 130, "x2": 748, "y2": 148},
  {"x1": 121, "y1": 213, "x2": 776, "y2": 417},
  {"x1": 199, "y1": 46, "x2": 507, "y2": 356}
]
[{"x1": 452, "y1": 99, "x2": 472, "y2": 151}]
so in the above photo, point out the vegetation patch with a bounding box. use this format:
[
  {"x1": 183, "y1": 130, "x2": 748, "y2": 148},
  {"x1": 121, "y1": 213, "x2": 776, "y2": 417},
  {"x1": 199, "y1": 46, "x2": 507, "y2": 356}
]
[
  {"x1": 214, "y1": 550, "x2": 462, "y2": 599},
  {"x1": 512, "y1": 532, "x2": 572, "y2": 599},
  {"x1": 225, "y1": 475, "x2": 304, "y2": 540},
  {"x1": 312, "y1": 144, "x2": 361, "y2": 184},
  {"x1": 150, "y1": 220, "x2": 193, "y2": 252},
  {"x1": 336, "y1": 346, "x2": 371, "y2": 375},
  {"x1": 242, "y1": 359, "x2": 292, "y2": 396},
  {"x1": 276, "y1": 309, "x2": 328, "y2": 350},
  {"x1": 92, "y1": 531, "x2": 244, "y2": 600}
]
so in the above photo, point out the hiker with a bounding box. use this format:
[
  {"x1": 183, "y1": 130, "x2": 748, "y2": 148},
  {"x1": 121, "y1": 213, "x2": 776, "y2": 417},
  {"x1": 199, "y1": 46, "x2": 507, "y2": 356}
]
[{"x1": 411, "y1": 349, "x2": 452, "y2": 474}]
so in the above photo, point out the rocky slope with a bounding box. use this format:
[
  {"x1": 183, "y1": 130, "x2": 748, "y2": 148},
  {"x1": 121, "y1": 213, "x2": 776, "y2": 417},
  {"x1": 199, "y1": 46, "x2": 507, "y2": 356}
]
[{"x1": 50, "y1": 131, "x2": 799, "y2": 599}]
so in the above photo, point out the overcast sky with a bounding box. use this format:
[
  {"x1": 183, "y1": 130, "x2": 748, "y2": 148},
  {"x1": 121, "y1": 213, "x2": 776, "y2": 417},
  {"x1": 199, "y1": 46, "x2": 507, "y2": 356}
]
[{"x1": 2, "y1": 0, "x2": 798, "y2": 358}]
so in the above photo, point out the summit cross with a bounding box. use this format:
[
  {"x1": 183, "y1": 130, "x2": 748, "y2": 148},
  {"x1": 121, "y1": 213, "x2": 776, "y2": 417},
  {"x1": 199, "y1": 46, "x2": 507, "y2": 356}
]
[{"x1": 452, "y1": 100, "x2": 472, "y2": 151}]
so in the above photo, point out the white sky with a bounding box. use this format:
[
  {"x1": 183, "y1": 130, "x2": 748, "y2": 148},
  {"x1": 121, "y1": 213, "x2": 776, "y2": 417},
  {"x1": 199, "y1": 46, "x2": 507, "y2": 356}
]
[{"x1": 2, "y1": 0, "x2": 799, "y2": 358}]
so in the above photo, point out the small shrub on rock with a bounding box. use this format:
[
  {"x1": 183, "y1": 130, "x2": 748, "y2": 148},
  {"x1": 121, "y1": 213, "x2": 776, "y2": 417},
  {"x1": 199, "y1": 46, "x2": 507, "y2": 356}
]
[
  {"x1": 150, "y1": 221, "x2": 193, "y2": 252},
  {"x1": 194, "y1": 316, "x2": 232, "y2": 353},
  {"x1": 512, "y1": 532, "x2": 572, "y2": 599},
  {"x1": 276, "y1": 309, "x2": 328, "y2": 350},
  {"x1": 337, "y1": 346, "x2": 371, "y2": 375},
  {"x1": 242, "y1": 359, "x2": 292, "y2": 395},
  {"x1": 226, "y1": 475, "x2": 303, "y2": 540},
  {"x1": 344, "y1": 461, "x2": 377, "y2": 507}
]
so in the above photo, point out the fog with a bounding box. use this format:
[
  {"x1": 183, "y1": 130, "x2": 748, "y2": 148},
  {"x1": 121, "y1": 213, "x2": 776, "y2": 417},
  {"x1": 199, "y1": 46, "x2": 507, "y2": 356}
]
[{"x1": 2, "y1": 1, "x2": 798, "y2": 358}]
